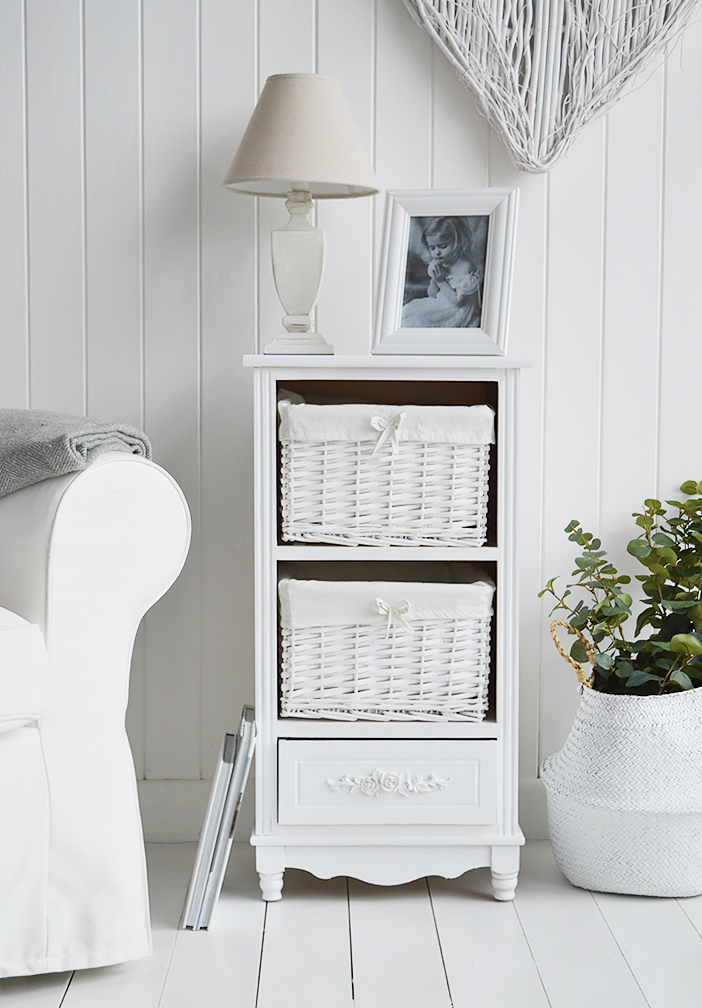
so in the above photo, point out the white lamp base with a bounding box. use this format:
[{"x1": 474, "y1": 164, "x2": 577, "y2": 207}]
[
  {"x1": 263, "y1": 333, "x2": 334, "y2": 354},
  {"x1": 263, "y1": 192, "x2": 334, "y2": 355}
]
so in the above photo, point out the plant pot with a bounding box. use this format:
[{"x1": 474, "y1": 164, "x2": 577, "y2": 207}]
[{"x1": 541, "y1": 684, "x2": 702, "y2": 897}]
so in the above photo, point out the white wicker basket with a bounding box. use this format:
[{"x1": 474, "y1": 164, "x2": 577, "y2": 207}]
[
  {"x1": 278, "y1": 577, "x2": 494, "y2": 721},
  {"x1": 278, "y1": 401, "x2": 494, "y2": 546},
  {"x1": 541, "y1": 685, "x2": 702, "y2": 897}
]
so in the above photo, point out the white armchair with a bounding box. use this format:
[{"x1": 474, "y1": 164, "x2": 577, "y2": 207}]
[{"x1": 0, "y1": 453, "x2": 190, "y2": 977}]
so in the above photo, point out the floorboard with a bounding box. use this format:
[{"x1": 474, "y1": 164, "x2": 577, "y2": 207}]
[
  {"x1": 675, "y1": 890, "x2": 702, "y2": 937},
  {"x1": 513, "y1": 843, "x2": 650, "y2": 1008},
  {"x1": 6, "y1": 841, "x2": 702, "y2": 1008},
  {"x1": 429, "y1": 868, "x2": 551, "y2": 1007},
  {"x1": 348, "y1": 877, "x2": 452, "y2": 1008},
  {"x1": 158, "y1": 842, "x2": 265, "y2": 1008},
  {"x1": 594, "y1": 891, "x2": 702, "y2": 1008},
  {"x1": 256, "y1": 871, "x2": 353, "y2": 1008}
]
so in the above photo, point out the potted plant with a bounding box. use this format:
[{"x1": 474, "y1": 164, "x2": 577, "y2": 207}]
[{"x1": 539, "y1": 481, "x2": 702, "y2": 896}]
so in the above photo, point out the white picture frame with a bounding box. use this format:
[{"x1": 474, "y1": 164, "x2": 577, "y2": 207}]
[{"x1": 372, "y1": 188, "x2": 519, "y2": 356}]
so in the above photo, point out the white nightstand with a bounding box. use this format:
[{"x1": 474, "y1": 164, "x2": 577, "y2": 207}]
[{"x1": 243, "y1": 354, "x2": 527, "y2": 901}]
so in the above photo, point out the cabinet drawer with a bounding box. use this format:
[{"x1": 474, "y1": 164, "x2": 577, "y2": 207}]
[{"x1": 278, "y1": 739, "x2": 497, "y2": 825}]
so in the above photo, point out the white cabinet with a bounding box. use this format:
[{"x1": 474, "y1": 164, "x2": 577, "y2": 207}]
[{"x1": 243, "y1": 354, "x2": 527, "y2": 901}]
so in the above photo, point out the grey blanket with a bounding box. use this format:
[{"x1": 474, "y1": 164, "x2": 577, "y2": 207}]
[{"x1": 0, "y1": 409, "x2": 152, "y2": 498}]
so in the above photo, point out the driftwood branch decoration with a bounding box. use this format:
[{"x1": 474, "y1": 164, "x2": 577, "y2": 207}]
[{"x1": 402, "y1": 0, "x2": 701, "y2": 171}]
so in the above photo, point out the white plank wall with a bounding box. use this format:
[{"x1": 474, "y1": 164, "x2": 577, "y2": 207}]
[{"x1": 1, "y1": 0, "x2": 701, "y2": 840}]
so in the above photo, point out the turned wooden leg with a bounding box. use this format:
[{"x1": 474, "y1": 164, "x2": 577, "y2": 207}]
[
  {"x1": 491, "y1": 869, "x2": 518, "y2": 901},
  {"x1": 259, "y1": 870, "x2": 284, "y2": 901}
]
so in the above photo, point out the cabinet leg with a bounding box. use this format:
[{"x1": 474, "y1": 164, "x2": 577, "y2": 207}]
[
  {"x1": 491, "y1": 870, "x2": 518, "y2": 901},
  {"x1": 259, "y1": 870, "x2": 284, "y2": 902}
]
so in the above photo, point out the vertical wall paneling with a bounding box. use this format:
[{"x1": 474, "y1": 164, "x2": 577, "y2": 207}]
[
  {"x1": 538, "y1": 121, "x2": 607, "y2": 761},
  {"x1": 487, "y1": 131, "x2": 550, "y2": 829},
  {"x1": 199, "y1": 0, "x2": 257, "y2": 781},
  {"x1": 316, "y1": 0, "x2": 376, "y2": 355},
  {"x1": 658, "y1": 27, "x2": 702, "y2": 495},
  {"x1": 599, "y1": 67, "x2": 665, "y2": 562},
  {"x1": 374, "y1": 0, "x2": 433, "y2": 191},
  {"x1": 142, "y1": 0, "x2": 201, "y2": 781},
  {"x1": 26, "y1": 0, "x2": 86, "y2": 413},
  {"x1": 84, "y1": 0, "x2": 143, "y2": 428},
  {"x1": 256, "y1": 0, "x2": 317, "y2": 349},
  {"x1": 431, "y1": 55, "x2": 490, "y2": 189},
  {"x1": 0, "y1": 1, "x2": 29, "y2": 407}
]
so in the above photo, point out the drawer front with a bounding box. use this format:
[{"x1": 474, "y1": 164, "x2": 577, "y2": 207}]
[{"x1": 278, "y1": 739, "x2": 497, "y2": 825}]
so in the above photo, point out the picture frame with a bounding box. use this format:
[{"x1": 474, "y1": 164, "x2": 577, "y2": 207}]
[{"x1": 372, "y1": 188, "x2": 519, "y2": 356}]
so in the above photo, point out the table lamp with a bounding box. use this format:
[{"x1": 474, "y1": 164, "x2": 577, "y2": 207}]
[{"x1": 223, "y1": 73, "x2": 379, "y2": 354}]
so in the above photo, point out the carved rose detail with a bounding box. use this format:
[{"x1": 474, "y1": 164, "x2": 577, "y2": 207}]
[
  {"x1": 359, "y1": 773, "x2": 381, "y2": 797},
  {"x1": 325, "y1": 769, "x2": 450, "y2": 797},
  {"x1": 379, "y1": 771, "x2": 401, "y2": 792}
]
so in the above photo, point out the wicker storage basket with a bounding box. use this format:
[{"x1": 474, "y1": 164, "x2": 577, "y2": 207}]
[
  {"x1": 542, "y1": 682, "x2": 702, "y2": 897},
  {"x1": 278, "y1": 401, "x2": 494, "y2": 546},
  {"x1": 278, "y1": 576, "x2": 495, "y2": 721}
]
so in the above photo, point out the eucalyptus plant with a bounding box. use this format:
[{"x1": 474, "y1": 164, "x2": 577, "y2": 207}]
[{"x1": 540, "y1": 481, "x2": 702, "y2": 695}]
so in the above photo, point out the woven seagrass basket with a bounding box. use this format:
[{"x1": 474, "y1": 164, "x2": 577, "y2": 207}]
[
  {"x1": 278, "y1": 577, "x2": 494, "y2": 722},
  {"x1": 278, "y1": 401, "x2": 494, "y2": 547},
  {"x1": 542, "y1": 621, "x2": 702, "y2": 897}
]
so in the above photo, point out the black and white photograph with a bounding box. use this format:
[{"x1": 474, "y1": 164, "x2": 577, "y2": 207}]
[
  {"x1": 372, "y1": 189, "x2": 519, "y2": 356},
  {"x1": 401, "y1": 215, "x2": 489, "y2": 330}
]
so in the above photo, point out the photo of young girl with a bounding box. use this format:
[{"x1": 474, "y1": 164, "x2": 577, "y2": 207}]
[{"x1": 401, "y1": 215, "x2": 488, "y2": 329}]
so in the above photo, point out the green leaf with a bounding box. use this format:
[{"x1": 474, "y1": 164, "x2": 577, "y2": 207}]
[
  {"x1": 680, "y1": 481, "x2": 699, "y2": 496},
  {"x1": 570, "y1": 639, "x2": 590, "y2": 664},
  {"x1": 652, "y1": 532, "x2": 675, "y2": 546},
  {"x1": 669, "y1": 634, "x2": 702, "y2": 655},
  {"x1": 627, "y1": 538, "x2": 651, "y2": 558},
  {"x1": 669, "y1": 669, "x2": 695, "y2": 690},
  {"x1": 654, "y1": 547, "x2": 678, "y2": 564},
  {"x1": 594, "y1": 652, "x2": 614, "y2": 670},
  {"x1": 613, "y1": 661, "x2": 634, "y2": 680},
  {"x1": 625, "y1": 669, "x2": 662, "y2": 688},
  {"x1": 635, "y1": 607, "x2": 658, "y2": 636}
]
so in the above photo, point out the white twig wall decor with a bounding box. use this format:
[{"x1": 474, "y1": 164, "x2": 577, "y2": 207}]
[{"x1": 403, "y1": 0, "x2": 701, "y2": 171}]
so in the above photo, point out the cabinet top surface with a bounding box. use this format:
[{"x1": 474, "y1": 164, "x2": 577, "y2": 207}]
[{"x1": 242, "y1": 354, "x2": 531, "y2": 370}]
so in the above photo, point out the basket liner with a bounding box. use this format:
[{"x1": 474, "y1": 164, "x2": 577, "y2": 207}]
[
  {"x1": 278, "y1": 576, "x2": 495, "y2": 629},
  {"x1": 278, "y1": 401, "x2": 495, "y2": 446}
]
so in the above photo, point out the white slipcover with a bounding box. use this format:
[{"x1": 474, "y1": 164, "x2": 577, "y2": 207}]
[{"x1": 0, "y1": 453, "x2": 190, "y2": 977}]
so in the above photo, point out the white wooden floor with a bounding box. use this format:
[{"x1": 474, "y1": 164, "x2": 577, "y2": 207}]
[{"x1": 3, "y1": 840, "x2": 702, "y2": 1007}]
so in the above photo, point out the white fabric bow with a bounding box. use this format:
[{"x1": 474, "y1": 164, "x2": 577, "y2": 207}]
[
  {"x1": 375, "y1": 597, "x2": 414, "y2": 638},
  {"x1": 370, "y1": 411, "x2": 406, "y2": 455}
]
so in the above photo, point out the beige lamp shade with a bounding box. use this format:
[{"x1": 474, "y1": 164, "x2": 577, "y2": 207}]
[{"x1": 223, "y1": 74, "x2": 379, "y2": 198}]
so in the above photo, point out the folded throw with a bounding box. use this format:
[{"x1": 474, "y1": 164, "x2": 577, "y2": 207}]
[{"x1": 0, "y1": 409, "x2": 151, "y2": 498}]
